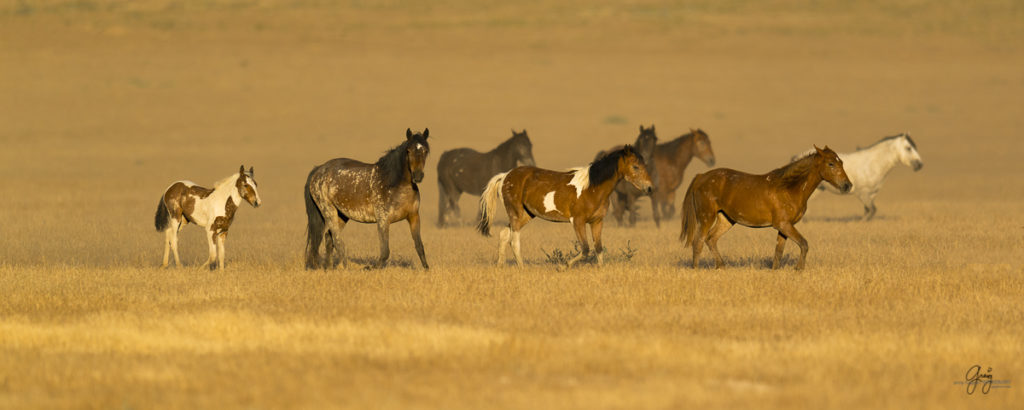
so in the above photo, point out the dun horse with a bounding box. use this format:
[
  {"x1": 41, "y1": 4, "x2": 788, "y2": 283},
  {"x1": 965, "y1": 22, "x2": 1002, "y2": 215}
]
[
  {"x1": 478, "y1": 146, "x2": 653, "y2": 269},
  {"x1": 594, "y1": 124, "x2": 659, "y2": 227},
  {"x1": 154, "y1": 166, "x2": 262, "y2": 270},
  {"x1": 304, "y1": 129, "x2": 430, "y2": 270},
  {"x1": 793, "y1": 133, "x2": 922, "y2": 221},
  {"x1": 436, "y1": 129, "x2": 535, "y2": 227},
  {"x1": 651, "y1": 128, "x2": 716, "y2": 220},
  {"x1": 680, "y1": 146, "x2": 852, "y2": 270}
]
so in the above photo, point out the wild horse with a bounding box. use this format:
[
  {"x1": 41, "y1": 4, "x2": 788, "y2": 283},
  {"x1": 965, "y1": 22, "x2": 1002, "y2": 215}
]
[{"x1": 304, "y1": 129, "x2": 431, "y2": 269}]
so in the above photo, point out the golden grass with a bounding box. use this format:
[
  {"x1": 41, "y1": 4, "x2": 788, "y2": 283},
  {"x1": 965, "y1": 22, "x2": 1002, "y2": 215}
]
[{"x1": 1, "y1": 1, "x2": 1023, "y2": 408}]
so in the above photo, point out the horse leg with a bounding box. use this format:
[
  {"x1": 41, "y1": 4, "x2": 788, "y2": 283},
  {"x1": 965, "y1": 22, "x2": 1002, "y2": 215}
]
[
  {"x1": 374, "y1": 219, "x2": 391, "y2": 269},
  {"x1": 626, "y1": 193, "x2": 638, "y2": 227},
  {"x1": 590, "y1": 219, "x2": 605, "y2": 267},
  {"x1": 611, "y1": 192, "x2": 626, "y2": 226},
  {"x1": 650, "y1": 194, "x2": 662, "y2": 228},
  {"x1": 772, "y1": 232, "x2": 787, "y2": 269},
  {"x1": 776, "y1": 222, "x2": 809, "y2": 270},
  {"x1": 860, "y1": 193, "x2": 877, "y2": 221},
  {"x1": 162, "y1": 219, "x2": 179, "y2": 268},
  {"x1": 705, "y1": 213, "x2": 733, "y2": 269},
  {"x1": 661, "y1": 189, "x2": 677, "y2": 219},
  {"x1": 325, "y1": 215, "x2": 348, "y2": 269},
  {"x1": 564, "y1": 218, "x2": 590, "y2": 269},
  {"x1": 216, "y1": 232, "x2": 226, "y2": 271},
  {"x1": 205, "y1": 229, "x2": 218, "y2": 270},
  {"x1": 408, "y1": 211, "x2": 429, "y2": 269},
  {"x1": 496, "y1": 227, "x2": 511, "y2": 267},
  {"x1": 691, "y1": 208, "x2": 716, "y2": 269},
  {"x1": 167, "y1": 219, "x2": 183, "y2": 268}
]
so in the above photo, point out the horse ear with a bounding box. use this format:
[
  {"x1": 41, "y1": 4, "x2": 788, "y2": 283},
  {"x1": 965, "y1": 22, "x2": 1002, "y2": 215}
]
[
  {"x1": 239, "y1": 165, "x2": 245, "y2": 174},
  {"x1": 814, "y1": 145, "x2": 824, "y2": 154},
  {"x1": 423, "y1": 128, "x2": 429, "y2": 139},
  {"x1": 639, "y1": 125, "x2": 644, "y2": 132},
  {"x1": 249, "y1": 166, "x2": 254, "y2": 177},
  {"x1": 650, "y1": 124, "x2": 655, "y2": 131},
  {"x1": 406, "y1": 128, "x2": 413, "y2": 140}
]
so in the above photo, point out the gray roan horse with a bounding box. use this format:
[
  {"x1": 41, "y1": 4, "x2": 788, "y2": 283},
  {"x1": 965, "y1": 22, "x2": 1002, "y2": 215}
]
[
  {"x1": 436, "y1": 129, "x2": 535, "y2": 227},
  {"x1": 594, "y1": 124, "x2": 659, "y2": 227},
  {"x1": 304, "y1": 129, "x2": 430, "y2": 269}
]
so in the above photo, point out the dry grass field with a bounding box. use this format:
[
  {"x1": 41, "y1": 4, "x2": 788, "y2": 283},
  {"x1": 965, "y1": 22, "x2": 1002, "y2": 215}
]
[{"x1": 2, "y1": 1, "x2": 1023, "y2": 408}]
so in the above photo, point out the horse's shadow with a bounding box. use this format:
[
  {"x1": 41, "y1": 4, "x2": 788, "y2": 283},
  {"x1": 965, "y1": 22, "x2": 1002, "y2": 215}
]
[
  {"x1": 802, "y1": 214, "x2": 898, "y2": 223},
  {"x1": 334, "y1": 257, "x2": 416, "y2": 270},
  {"x1": 675, "y1": 255, "x2": 799, "y2": 270}
]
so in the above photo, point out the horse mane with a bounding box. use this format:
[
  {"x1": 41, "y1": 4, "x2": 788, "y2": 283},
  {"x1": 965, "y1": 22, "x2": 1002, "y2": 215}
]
[
  {"x1": 771, "y1": 153, "x2": 817, "y2": 188},
  {"x1": 659, "y1": 130, "x2": 696, "y2": 151},
  {"x1": 375, "y1": 135, "x2": 425, "y2": 187},
  {"x1": 494, "y1": 133, "x2": 528, "y2": 150},
  {"x1": 212, "y1": 173, "x2": 241, "y2": 190},
  {"x1": 858, "y1": 133, "x2": 915, "y2": 151},
  {"x1": 588, "y1": 145, "x2": 639, "y2": 186}
]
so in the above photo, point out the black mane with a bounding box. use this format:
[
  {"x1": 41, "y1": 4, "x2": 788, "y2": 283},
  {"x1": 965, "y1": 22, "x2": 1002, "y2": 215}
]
[
  {"x1": 589, "y1": 145, "x2": 641, "y2": 186},
  {"x1": 377, "y1": 133, "x2": 429, "y2": 187}
]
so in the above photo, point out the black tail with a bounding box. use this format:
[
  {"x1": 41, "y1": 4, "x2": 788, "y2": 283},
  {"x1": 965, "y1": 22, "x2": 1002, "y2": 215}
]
[
  {"x1": 304, "y1": 169, "x2": 326, "y2": 269},
  {"x1": 154, "y1": 198, "x2": 170, "y2": 231}
]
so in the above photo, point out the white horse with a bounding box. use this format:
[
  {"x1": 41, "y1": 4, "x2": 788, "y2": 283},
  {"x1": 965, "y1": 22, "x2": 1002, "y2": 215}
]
[
  {"x1": 794, "y1": 133, "x2": 923, "y2": 221},
  {"x1": 154, "y1": 166, "x2": 262, "y2": 270}
]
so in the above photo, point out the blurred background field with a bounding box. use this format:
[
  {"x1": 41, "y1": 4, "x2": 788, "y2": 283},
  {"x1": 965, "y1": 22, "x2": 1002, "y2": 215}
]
[{"x1": 1, "y1": 1, "x2": 1022, "y2": 408}]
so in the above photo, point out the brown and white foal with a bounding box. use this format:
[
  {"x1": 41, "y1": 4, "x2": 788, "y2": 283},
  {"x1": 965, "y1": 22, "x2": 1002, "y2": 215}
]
[
  {"x1": 155, "y1": 165, "x2": 262, "y2": 270},
  {"x1": 477, "y1": 146, "x2": 653, "y2": 269}
]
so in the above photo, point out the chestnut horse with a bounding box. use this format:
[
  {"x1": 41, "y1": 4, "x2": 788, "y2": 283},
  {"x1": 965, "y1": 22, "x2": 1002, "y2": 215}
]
[
  {"x1": 594, "y1": 124, "x2": 659, "y2": 227},
  {"x1": 436, "y1": 129, "x2": 535, "y2": 227},
  {"x1": 155, "y1": 165, "x2": 262, "y2": 270},
  {"x1": 304, "y1": 129, "x2": 430, "y2": 270},
  {"x1": 680, "y1": 146, "x2": 852, "y2": 270},
  {"x1": 477, "y1": 146, "x2": 653, "y2": 269},
  {"x1": 651, "y1": 128, "x2": 716, "y2": 220}
]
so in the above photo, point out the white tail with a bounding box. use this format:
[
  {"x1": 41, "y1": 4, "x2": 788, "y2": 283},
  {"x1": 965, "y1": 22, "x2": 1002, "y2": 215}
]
[{"x1": 476, "y1": 172, "x2": 508, "y2": 236}]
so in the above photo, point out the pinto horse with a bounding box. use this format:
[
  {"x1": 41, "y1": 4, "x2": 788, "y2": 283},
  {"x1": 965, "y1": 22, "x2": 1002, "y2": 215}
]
[
  {"x1": 477, "y1": 146, "x2": 653, "y2": 269},
  {"x1": 304, "y1": 129, "x2": 430, "y2": 270},
  {"x1": 436, "y1": 129, "x2": 535, "y2": 227},
  {"x1": 155, "y1": 165, "x2": 262, "y2": 270},
  {"x1": 595, "y1": 124, "x2": 659, "y2": 227},
  {"x1": 680, "y1": 146, "x2": 852, "y2": 270},
  {"x1": 793, "y1": 133, "x2": 923, "y2": 221},
  {"x1": 651, "y1": 128, "x2": 716, "y2": 220}
]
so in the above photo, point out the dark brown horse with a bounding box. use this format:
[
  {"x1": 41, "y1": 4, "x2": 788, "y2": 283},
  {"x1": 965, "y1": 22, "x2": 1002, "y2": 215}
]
[
  {"x1": 680, "y1": 146, "x2": 852, "y2": 270},
  {"x1": 436, "y1": 129, "x2": 535, "y2": 227},
  {"x1": 304, "y1": 129, "x2": 430, "y2": 270},
  {"x1": 595, "y1": 124, "x2": 660, "y2": 227},
  {"x1": 477, "y1": 146, "x2": 653, "y2": 269},
  {"x1": 651, "y1": 128, "x2": 716, "y2": 220}
]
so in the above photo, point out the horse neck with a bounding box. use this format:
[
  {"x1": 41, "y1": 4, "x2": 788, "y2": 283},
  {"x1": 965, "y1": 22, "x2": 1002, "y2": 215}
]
[
  {"x1": 858, "y1": 140, "x2": 902, "y2": 177},
  {"x1": 669, "y1": 135, "x2": 695, "y2": 177},
  {"x1": 791, "y1": 166, "x2": 825, "y2": 205},
  {"x1": 209, "y1": 175, "x2": 241, "y2": 205},
  {"x1": 487, "y1": 141, "x2": 520, "y2": 169},
  {"x1": 584, "y1": 169, "x2": 623, "y2": 203}
]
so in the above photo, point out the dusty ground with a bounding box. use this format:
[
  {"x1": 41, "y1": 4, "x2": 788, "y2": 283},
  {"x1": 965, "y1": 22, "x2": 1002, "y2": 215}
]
[{"x1": 1, "y1": 1, "x2": 1022, "y2": 408}]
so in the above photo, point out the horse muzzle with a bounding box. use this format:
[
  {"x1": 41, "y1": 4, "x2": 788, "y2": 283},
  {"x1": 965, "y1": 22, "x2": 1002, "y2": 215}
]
[
  {"x1": 644, "y1": 185, "x2": 654, "y2": 195},
  {"x1": 913, "y1": 161, "x2": 923, "y2": 171},
  {"x1": 706, "y1": 158, "x2": 716, "y2": 167},
  {"x1": 520, "y1": 157, "x2": 536, "y2": 167},
  {"x1": 839, "y1": 182, "x2": 853, "y2": 193},
  {"x1": 412, "y1": 171, "x2": 425, "y2": 183}
]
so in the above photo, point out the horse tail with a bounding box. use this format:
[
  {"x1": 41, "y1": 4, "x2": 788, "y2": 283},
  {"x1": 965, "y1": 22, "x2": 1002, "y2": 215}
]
[
  {"x1": 154, "y1": 196, "x2": 170, "y2": 231},
  {"x1": 304, "y1": 168, "x2": 326, "y2": 269},
  {"x1": 680, "y1": 176, "x2": 699, "y2": 245},
  {"x1": 476, "y1": 172, "x2": 508, "y2": 237}
]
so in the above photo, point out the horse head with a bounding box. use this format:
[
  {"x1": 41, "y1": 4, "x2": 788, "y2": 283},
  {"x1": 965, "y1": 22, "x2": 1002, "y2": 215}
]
[
  {"x1": 510, "y1": 129, "x2": 535, "y2": 166},
  {"x1": 236, "y1": 165, "x2": 261, "y2": 208},
  {"x1": 814, "y1": 146, "x2": 852, "y2": 193},
  {"x1": 691, "y1": 128, "x2": 716, "y2": 167},
  {"x1": 405, "y1": 128, "x2": 431, "y2": 183},
  {"x1": 619, "y1": 145, "x2": 654, "y2": 194},
  {"x1": 895, "y1": 133, "x2": 923, "y2": 171},
  {"x1": 634, "y1": 124, "x2": 658, "y2": 162}
]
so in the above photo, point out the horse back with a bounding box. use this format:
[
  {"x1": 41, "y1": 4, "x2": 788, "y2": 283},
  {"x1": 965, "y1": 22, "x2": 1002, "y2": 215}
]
[
  {"x1": 438, "y1": 148, "x2": 501, "y2": 196},
  {"x1": 692, "y1": 168, "x2": 781, "y2": 227},
  {"x1": 163, "y1": 181, "x2": 214, "y2": 224}
]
